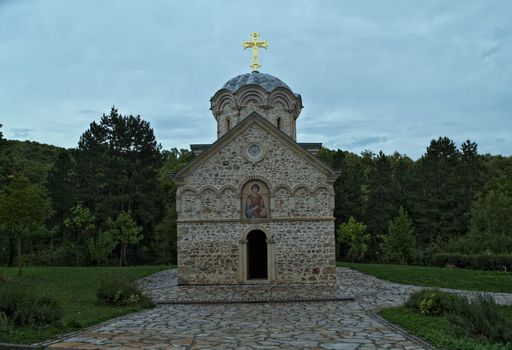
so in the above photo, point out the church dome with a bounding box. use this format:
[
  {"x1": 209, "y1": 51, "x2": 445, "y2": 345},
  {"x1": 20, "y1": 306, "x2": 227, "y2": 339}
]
[{"x1": 222, "y1": 71, "x2": 293, "y2": 93}]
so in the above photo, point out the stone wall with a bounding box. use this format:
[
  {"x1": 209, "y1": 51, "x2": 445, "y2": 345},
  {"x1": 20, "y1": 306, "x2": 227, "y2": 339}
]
[
  {"x1": 176, "y1": 119, "x2": 337, "y2": 285},
  {"x1": 177, "y1": 123, "x2": 329, "y2": 192},
  {"x1": 177, "y1": 220, "x2": 336, "y2": 285}
]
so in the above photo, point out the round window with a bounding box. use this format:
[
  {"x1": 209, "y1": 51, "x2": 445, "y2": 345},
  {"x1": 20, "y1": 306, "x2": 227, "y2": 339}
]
[{"x1": 247, "y1": 144, "x2": 261, "y2": 158}]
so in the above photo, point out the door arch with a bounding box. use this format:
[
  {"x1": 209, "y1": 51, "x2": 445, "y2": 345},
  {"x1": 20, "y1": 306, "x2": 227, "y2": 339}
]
[
  {"x1": 239, "y1": 226, "x2": 276, "y2": 284},
  {"x1": 247, "y1": 230, "x2": 268, "y2": 279}
]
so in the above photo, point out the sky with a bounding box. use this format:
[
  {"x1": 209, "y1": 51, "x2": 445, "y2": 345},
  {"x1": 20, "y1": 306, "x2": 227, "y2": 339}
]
[{"x1": 0, "y1": 0, "x2": 511, "y2": 159}]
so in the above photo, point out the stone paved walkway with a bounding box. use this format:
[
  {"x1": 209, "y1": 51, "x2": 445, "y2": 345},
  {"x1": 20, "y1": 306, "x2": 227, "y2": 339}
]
[{"x1": 42, "y1": 268, "x2": 512, "y2": 349}]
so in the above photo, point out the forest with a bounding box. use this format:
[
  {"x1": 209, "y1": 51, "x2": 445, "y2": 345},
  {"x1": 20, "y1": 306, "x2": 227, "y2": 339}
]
[{"x1": 1, "y1": 108, "x2": 511, "y2": 271}]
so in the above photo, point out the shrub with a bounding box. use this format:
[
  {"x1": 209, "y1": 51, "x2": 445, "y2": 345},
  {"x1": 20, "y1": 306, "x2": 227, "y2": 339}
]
[
  {"x1": 405, "y1": 289, "x2": 460, "y2": 316},
  {"x1": 0, "y1": 270, "x2": 9, "y2": 284},
  {"x1": 448, "y1": 294, "x2": 512, "y2": 343},
  {"x1": 0, "y1": 284, "x2": 61, "y2": 326},
  {"x1": 338, "y1": 217, "x2": 370, "y2": 262},
  {"x1": 433, "y1": 253, "x2": 512, "y2": 271},
  {"x1": 96, "y1": 272, "x2": 153, "y2": 307},
  {"x1": 0, "y1": 311, "x2": 11, "y2": 332}
]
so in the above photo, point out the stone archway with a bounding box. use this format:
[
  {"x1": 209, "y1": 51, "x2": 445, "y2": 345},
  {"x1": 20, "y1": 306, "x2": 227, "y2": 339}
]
[
  {"x1": 247, "y1": 230, "x2": 268, "y2": 279},
  {"x1": 239, "y1": 226, "x2": 276, "y2": 284}
]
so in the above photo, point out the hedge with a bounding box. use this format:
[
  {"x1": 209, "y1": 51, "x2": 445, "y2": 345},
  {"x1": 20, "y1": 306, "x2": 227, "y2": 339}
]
[{"x1": 433, "y1": 253, "x2": 512, "y2": 271}]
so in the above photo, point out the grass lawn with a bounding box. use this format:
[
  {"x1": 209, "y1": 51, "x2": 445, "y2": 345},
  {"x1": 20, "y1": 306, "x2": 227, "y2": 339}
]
[
  {"x1": 338, "y1": 262, "x2": 512, "y2": 293},
  {"x1": 0, "y1": 265, "x2": 169, "y2": 344},
  {"x1": 379, "y1": 306, "x2": 512, "y2": 350}
]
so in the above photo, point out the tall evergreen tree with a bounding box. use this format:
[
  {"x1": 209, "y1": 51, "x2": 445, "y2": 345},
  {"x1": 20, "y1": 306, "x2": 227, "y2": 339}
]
[
  {"x1": 47, "y1": 150, "x2": 77, "y2": 240},
  {"x1": 364, "y1": 151, "x2": 399, "y2": 254},
  {"x1": 75, "y1": 107, "x2": 164, "y2": 263},
  {"x1": 412, "y1": 137, "x2": 463, "y2": 248},
  {"x1": 319, "y1": 148, "x2": 365, "y2": 226},
  {"x1": 389, "y1": 152, "x2": 415, "y2": 211},
  {"x1": 151, "y1": 148, "x2": 194, "y2": 264},
  {"x1": 459, "y1": 140, "x2": 484, "y2": 233}
]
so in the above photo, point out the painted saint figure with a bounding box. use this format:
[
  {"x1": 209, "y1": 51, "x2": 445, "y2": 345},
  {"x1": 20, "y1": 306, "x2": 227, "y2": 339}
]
[{"x1": 245, "y1": 184, "x2": 267, "y2": 218}]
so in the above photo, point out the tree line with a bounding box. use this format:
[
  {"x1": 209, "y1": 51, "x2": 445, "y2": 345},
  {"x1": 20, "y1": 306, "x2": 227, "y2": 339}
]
[
  {"x1": 1, "y1": 111, "x2": 511, "y2": 271},
  {"x1": 319, "y1": 140, "x2": 512, "y2": 265}
]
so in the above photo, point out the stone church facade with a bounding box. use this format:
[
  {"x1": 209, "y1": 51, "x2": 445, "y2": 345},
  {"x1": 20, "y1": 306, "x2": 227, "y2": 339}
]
[{"x1": 174, "y1": 72, "x2": 339, "y2": 285}]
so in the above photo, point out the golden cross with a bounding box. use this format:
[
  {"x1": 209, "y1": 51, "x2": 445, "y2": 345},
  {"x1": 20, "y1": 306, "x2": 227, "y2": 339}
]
[{"x1": 243, "y1": 32, "x2": 268, "y2": 72}]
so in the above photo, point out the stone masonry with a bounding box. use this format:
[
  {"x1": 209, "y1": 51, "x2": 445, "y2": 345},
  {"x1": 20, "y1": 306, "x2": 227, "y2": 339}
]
[{"x1": 173, "y1": 71, "x2": 339, "y2": 285}]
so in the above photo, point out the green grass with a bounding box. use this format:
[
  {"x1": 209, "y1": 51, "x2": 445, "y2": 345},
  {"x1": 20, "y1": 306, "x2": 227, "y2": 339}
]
[
  {"x1": 0, "y1": 265, "x2": 169, "y2": 344},
  {"x1": 338, "y1": 262, "x2": 512, "y2": 293},
  {"x1": 379, "y1": 306, "x2": 512, "y2": 350}
]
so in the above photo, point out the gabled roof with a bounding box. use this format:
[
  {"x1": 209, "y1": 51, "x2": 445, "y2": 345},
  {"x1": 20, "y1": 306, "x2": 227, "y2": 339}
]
[{"x1": 173, "y1": 112, "x2": 339, "y2": 184}]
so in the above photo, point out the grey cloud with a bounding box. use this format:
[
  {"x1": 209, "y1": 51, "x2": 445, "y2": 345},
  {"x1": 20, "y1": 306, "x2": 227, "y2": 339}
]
[
  {"x1": 0, "y1": 0, "x2": 510, "y2": 159},
  {"x1": 10, "y1": 128, "x2": 33, "y2": 138}
]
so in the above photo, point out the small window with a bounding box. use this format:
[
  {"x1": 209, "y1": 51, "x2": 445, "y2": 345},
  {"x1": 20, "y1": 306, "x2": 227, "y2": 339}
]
[
  {"x1": 277, "y1": 117, "x2": 281, "y2": 130},
  {"x1": 227, "y1": 118, "x2": 231, "y2": 131}
]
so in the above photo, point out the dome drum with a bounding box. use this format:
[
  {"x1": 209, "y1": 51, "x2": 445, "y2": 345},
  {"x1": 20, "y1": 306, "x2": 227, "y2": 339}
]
[{"x1": 210, "y1": 72, "x2": 302, "y2": 140}]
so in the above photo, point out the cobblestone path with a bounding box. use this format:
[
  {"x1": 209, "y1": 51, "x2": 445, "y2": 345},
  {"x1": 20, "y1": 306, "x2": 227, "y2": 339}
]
[{"x1": 43, "y1": 268, "x2": 512, "y2": 349}]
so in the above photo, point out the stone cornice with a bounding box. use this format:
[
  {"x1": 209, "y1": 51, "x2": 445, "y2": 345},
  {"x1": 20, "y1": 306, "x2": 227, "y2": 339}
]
[{"x1": 177, "y1": 217, "x2": 336, "y2": 224}]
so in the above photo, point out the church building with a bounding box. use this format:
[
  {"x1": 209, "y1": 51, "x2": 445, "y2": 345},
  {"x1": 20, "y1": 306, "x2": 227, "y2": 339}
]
[{"x1": 173, "y1": 33, "x2": 339, "y2": 285}]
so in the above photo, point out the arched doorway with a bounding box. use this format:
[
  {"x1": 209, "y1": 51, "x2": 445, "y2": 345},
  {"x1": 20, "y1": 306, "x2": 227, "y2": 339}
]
[{"x1": 247, "y1": 230, "x2": 268, "y2": 279}]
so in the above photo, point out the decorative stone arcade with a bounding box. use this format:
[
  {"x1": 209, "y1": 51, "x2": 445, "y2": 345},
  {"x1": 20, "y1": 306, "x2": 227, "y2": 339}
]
[{"x1": 173, "y1": 34, "x2": 339, "y2": 286}]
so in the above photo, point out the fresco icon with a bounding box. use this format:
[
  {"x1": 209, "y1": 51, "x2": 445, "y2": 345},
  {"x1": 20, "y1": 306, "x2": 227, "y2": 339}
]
[{"x1": 242, "y1": 181, "x2": 269, "y2": 219}]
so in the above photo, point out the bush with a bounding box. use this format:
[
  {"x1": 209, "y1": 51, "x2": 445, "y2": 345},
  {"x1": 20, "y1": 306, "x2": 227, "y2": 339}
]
[
  {"x1": 0, "y1": 284, "x2": 62, "y2": 326},
  {"x1": 96, "y1": 272, "x2": 153, "y2": 307},
  {"x1": 448, "y1": 294, "x2": 512, "y2": 343},
  {"x1": 433, "y1": 253, "x2": 512, "y2": 271},
  {"x1": 0, "y1": 311, "x2": 11, "y2": 332},
  {"x1": 405, "y1": 289, "x2": 460, "y2": 316},
  {"x1": 0, "y1": 270, "x2": 9, "y2": 284},
  {"x1": 338, "y1": 217, "x2": 370, "y2": 262}
]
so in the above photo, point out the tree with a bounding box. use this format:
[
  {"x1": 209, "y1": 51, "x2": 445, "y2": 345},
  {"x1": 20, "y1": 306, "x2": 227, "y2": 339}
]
[
  {"x1": 338, "y1": 217, "x2": 370, "y2": 262},
  {"x1": 150, "y1": 148, "x2": 194, "y2": 264},
  {"x1": 364, "y1": 151, "x2": 400, "y2": 257},
  {"x1": 412, "y1": 137, "x2": 463, "y2": 248},
  {"x1": 105, "y1": 211, "x2": 143, "y2": 266},
  {"x1": 75, "y1": 107, "x2": 163, "y2": 263},
  {"x1": 384, "y1": 207, "x2": 416, "y2": 264},
  {"x1": 64, "y1": 204, "x2": 96, "y2": 266},
  {"x1": 459, "y1": 140, "x2": 484, "y2": 233},
  {"x1": 467, "y1": 176, "x2": 512, "y2": 253},
  {"x1": 319, "y1": 149, "x2": 366, "y2": 258},
  {"x1": 47, "y1": 150, "x2": 77, "y2": 240},
  {"x1": 86, "y1": 230, "x2": 117, "y2": 265},
  {"x1": 0, "y1": 173, "x2": 52, "y2": 275}
]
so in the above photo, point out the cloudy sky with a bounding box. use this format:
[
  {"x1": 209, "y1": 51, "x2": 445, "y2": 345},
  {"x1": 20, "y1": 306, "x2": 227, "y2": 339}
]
[{"x1": 1, "y1": 0, "x2": 510, "y2": 158}]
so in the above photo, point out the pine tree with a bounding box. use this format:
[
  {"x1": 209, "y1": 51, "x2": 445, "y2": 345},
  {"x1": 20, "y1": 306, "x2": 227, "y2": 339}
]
[
  {"x1": 412, "y1": 137, "x2": 463, "y2": 248},
  {"x1": 459, "y1": 140, "x2": 484, "y2": 233},
  {"x1": 47, "y1": 150, "x2": 77, "y2": 240},
  {"x1": 364, "y1": 151, "x2": 399, "y2": 257},
  {"x1": 75, "y1": 107, "x2": 163, "y2": 263}
]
